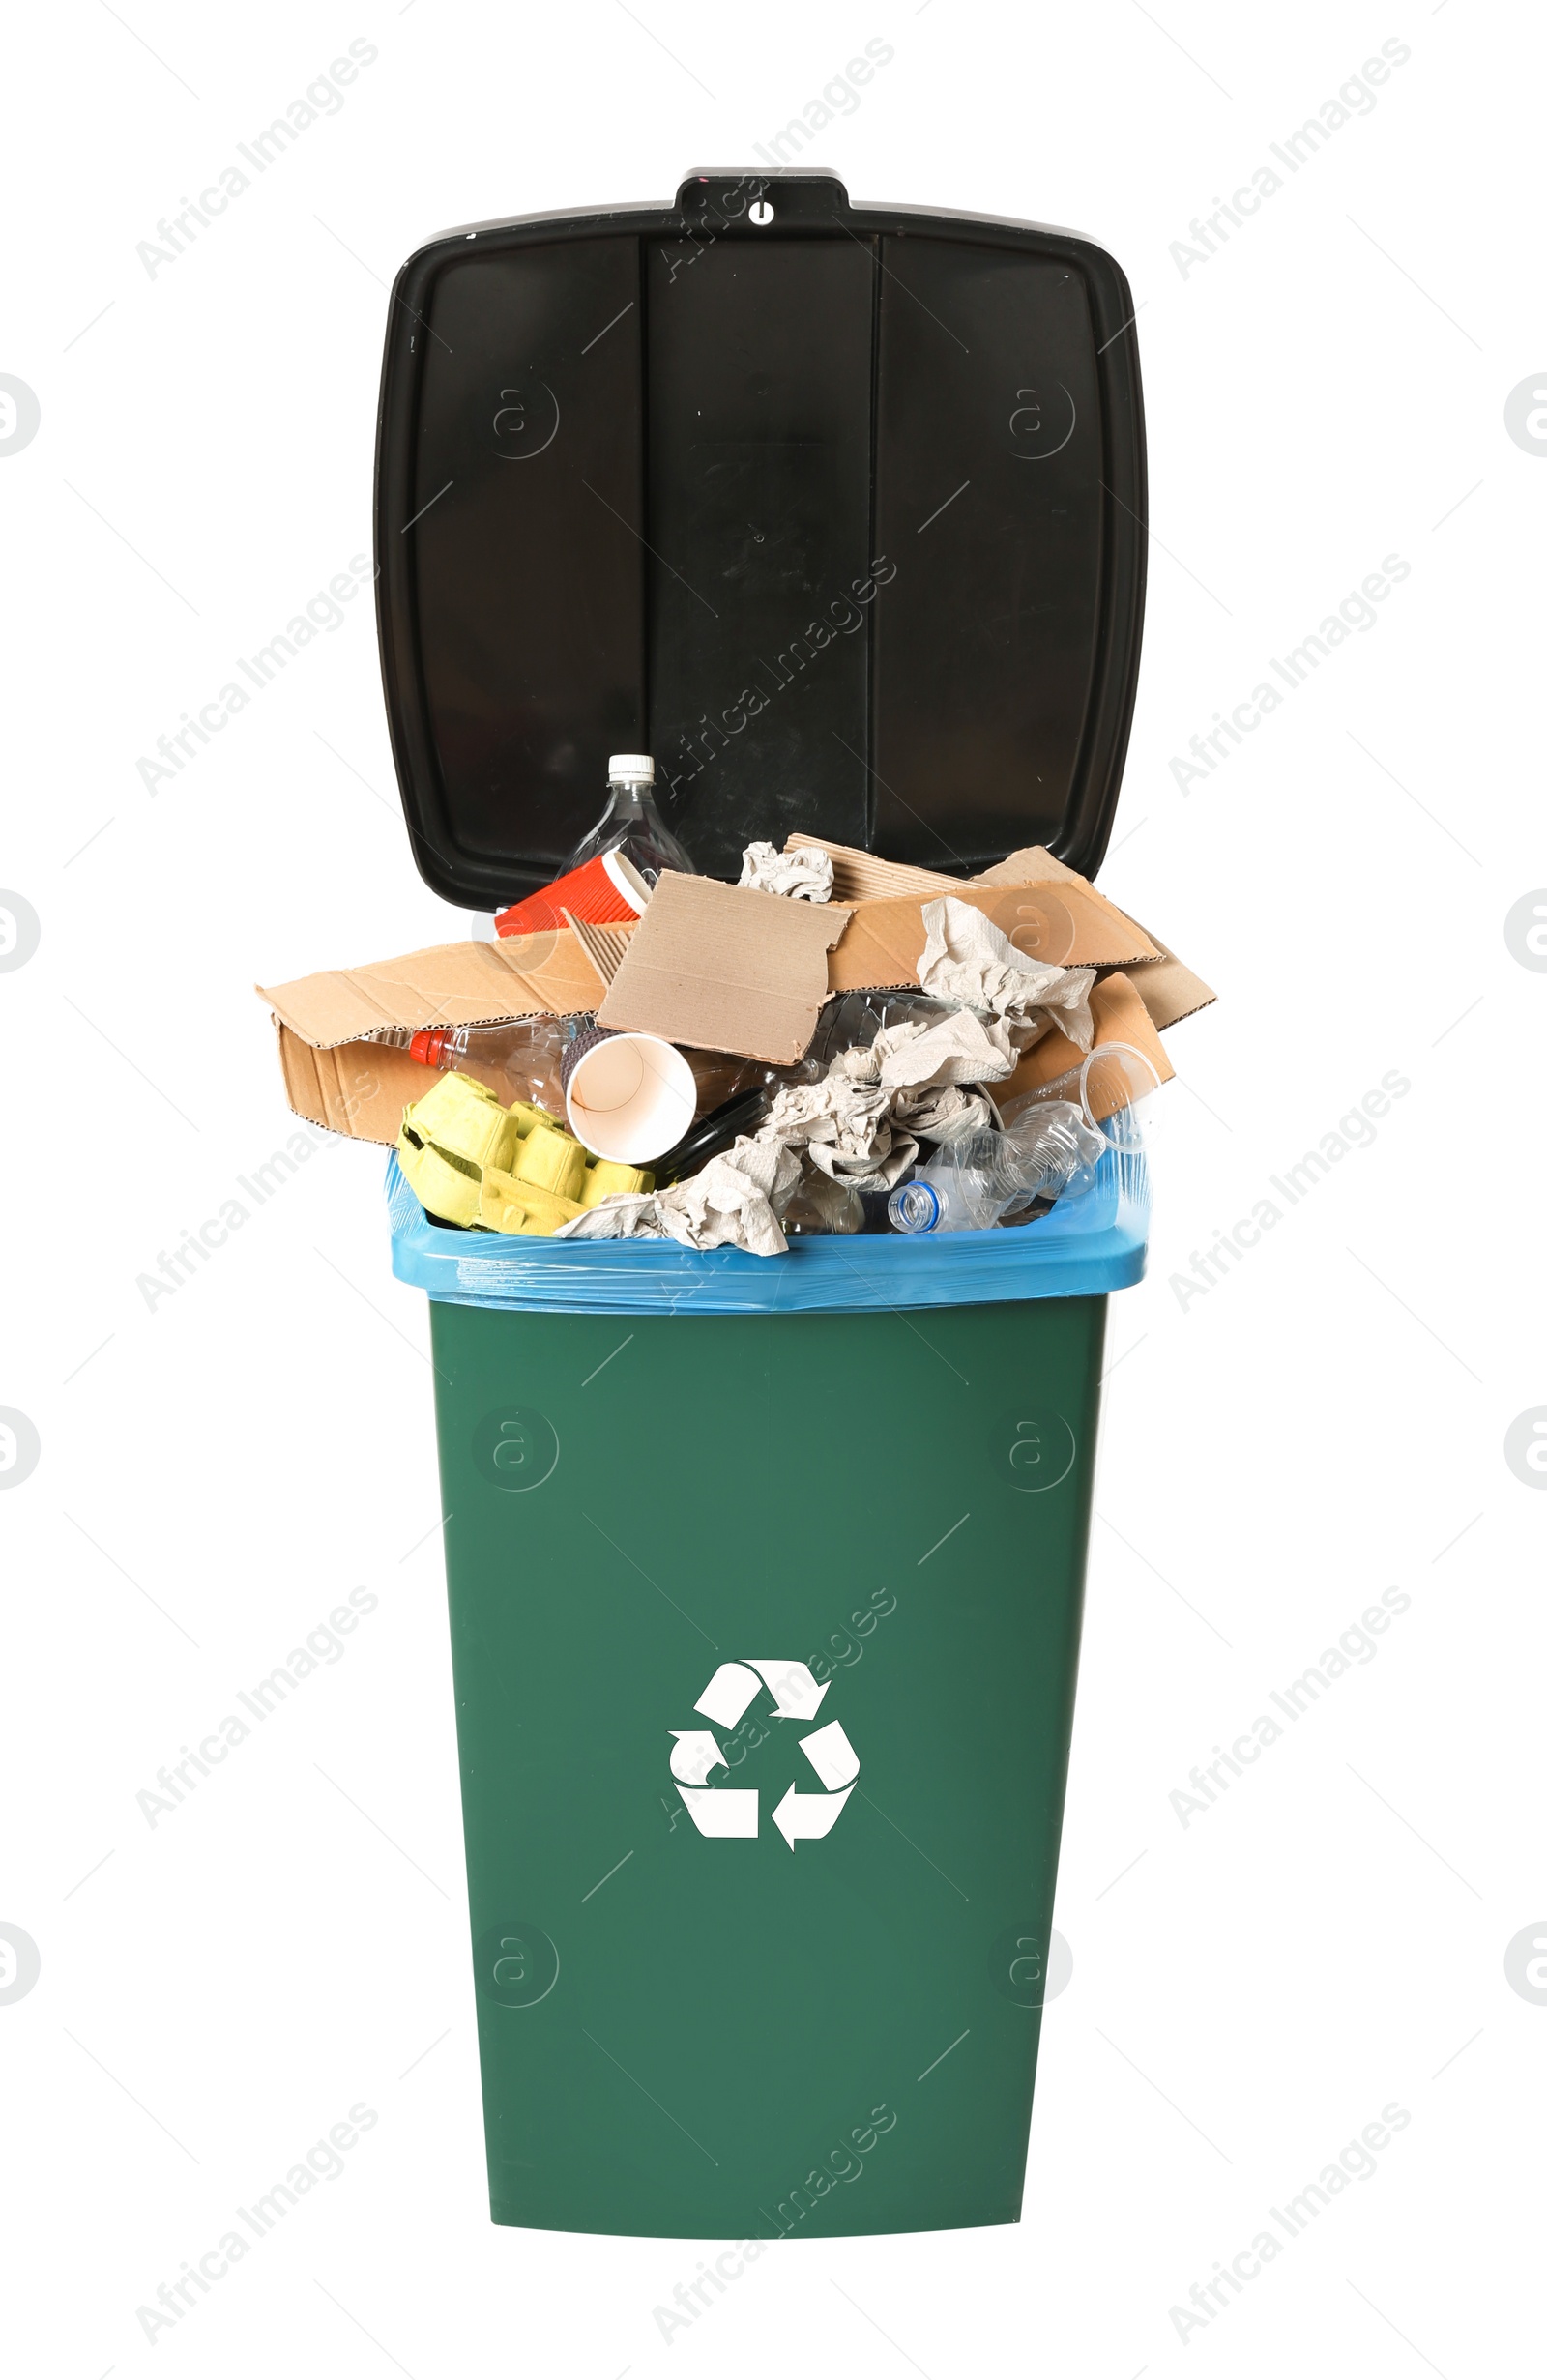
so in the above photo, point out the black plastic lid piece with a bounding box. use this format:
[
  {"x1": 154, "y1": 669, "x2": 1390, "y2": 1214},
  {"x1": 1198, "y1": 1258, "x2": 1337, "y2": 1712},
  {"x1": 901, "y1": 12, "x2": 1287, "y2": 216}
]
[{"x1": 374, "y1": 171, "x2": 1147, "y2": 908}]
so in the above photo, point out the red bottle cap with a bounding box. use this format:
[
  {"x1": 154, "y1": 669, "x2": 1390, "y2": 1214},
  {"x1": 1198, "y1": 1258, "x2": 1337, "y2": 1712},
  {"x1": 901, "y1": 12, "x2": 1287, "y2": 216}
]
[{"x1": 409, "y1": 1029, "x2": 450, "y2": 1067}]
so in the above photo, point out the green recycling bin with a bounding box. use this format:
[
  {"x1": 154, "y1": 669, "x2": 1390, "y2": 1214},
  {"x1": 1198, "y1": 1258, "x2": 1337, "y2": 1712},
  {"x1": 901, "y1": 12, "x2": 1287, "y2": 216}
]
[
  {"x1": 370, "y1": 170, "x2": 1150, "y2": 2235},
  {"x1": 390, "y1": 1163, "x2": 1148, "y2": 2235}
]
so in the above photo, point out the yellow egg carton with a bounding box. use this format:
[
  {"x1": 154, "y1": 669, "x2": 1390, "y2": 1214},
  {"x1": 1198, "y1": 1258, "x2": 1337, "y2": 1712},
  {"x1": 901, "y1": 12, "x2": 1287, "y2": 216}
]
[{"x1": 396, "y1": 1071, "x2": 653, "y2": 1235}]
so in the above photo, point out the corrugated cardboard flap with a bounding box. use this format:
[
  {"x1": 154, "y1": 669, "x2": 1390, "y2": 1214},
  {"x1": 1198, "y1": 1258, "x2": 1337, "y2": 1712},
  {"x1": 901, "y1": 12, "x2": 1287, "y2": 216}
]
[
  {"x1": 1000, "y1": 972, "x2": 1173, "y2": 1109},
  {"x1": 563, "y1": 912, "x2": 631, "y2": 990},
  {"x1": 787, "y1": 836, "x2": 1209, "y2": 1006},
  {"x1": 783, "y1": 833, "x2": 963, "y2": 903},
  {"x1": 1107, "y1": 933, "x2": 1215, "y2": 1030},
  {"x1": 272, "y1": 1017, "x2": 430, "y2": 1146},
  {"x1": 259, "y1": 922, "x2": 624, "y2": 1049},
  {"x1": 598, "y1": 872, "x2": 852, "y2": 1063},
  {"x1": 832, "y1": 884, "x2": 1158, "y2": 990},
  {"x1": 973, "y1": 844, "x2": 1088, "y2": 888}
]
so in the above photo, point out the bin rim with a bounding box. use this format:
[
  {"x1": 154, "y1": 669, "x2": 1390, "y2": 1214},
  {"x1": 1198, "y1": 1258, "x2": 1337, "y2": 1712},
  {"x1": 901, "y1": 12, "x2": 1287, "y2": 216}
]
[{"x1": 384, "y1": 1147, "x2": 1149, "y2": 1317}]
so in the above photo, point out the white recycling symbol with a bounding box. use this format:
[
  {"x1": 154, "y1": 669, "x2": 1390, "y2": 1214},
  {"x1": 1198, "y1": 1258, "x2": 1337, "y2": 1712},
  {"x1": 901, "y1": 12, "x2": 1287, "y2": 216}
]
[{"x1": 670, "y1": 1659, "x2": 860, "y2": 1849}]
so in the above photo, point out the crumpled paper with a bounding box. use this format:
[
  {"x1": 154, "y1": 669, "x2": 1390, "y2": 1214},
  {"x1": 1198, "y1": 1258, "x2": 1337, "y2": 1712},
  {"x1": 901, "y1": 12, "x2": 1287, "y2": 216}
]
[
  {"x1": 869, "y1": 1011, "x2": 1016, "y2": 1089},
  {"x1": 552, "y1": 1193, "x2": 662, "y2": 1243},
  {"x1": 747, "y1": 1014, "x2": 1010, "y2": 1189},
  {"x1": 895, "y1": 1082, "x2": 998, "y2": 1145},
  {"x1": 917, "y1": 896, "x2": 1096, "y2": 1049},
  {"x1": 755, "y1": 1071, "x2": 918, "y2": 1190},
  {"x1": 555, "y1": 1139, "x2": 800, "y2": 1257},
  {"x1": 738, "y1": 840, "x2": 835, "y2": 902}
]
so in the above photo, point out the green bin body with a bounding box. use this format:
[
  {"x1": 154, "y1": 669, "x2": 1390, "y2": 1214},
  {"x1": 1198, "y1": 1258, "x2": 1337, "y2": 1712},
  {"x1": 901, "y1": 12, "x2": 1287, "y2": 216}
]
[{"x1": 428, "y1": 1290, "x2": 1105, "y2": 2238}]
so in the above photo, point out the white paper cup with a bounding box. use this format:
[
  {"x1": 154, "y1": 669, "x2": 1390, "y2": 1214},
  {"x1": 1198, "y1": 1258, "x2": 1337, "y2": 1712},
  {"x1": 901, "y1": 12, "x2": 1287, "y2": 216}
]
[{"x1": 564, "y1": 1030, "x2": 698, "y2": 1165}]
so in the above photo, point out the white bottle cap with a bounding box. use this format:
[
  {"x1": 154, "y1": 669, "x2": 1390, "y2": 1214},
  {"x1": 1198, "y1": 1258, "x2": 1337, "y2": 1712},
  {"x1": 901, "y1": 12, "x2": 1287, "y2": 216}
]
[{"x1": 607, "y1": 753, "x2": 655, "y2": 783}]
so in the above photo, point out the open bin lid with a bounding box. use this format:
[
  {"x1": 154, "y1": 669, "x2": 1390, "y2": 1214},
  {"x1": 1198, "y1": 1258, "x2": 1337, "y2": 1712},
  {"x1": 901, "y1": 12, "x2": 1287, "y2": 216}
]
[{"x1": 374, "y1": 169, "x2": 1146, "y2": 909}]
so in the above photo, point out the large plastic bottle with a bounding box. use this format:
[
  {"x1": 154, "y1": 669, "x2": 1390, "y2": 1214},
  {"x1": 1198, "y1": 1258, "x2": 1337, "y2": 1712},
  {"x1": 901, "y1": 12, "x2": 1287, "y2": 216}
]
[
  {"x1": 564, "y1": 753, "x2": 695, "y2": 886},
  {"x1": 378, "y1": 1019, "x2": 570, "y2": 1116}
]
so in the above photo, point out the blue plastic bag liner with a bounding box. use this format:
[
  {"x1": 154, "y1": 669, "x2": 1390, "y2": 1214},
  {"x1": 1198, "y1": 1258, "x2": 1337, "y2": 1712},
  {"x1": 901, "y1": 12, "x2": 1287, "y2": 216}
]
[{"x1": 386, "y1": 1148, "x2": 1149, "y2": 1317}]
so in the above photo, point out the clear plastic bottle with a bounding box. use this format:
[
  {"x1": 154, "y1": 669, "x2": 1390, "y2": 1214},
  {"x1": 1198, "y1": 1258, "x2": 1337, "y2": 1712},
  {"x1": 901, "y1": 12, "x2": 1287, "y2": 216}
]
[
  {"x1": 887, "y1": 1137, "x2": 1002, "y2": 1234},
  {"x1": 886, "y1": 1104, "x2": 1105, "y2": 1234},
  {"x1": 783, "y1": 1168, "x2": 864, "y2": 1236},
  {"x1": 996, "y1": 1102, "x2": 1106, "y2": 1214},
  {"x1": 377, "y1": 1019, "x2": 569, "y2": 1117},
  {"x1": 564, "y1": 753, "x2": 696, "y2": 888}
]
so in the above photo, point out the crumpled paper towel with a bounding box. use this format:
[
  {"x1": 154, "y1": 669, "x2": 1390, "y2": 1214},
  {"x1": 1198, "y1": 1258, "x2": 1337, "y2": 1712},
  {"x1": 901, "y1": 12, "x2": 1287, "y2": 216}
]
[
  {"x1": 917, "y1": 896, "x2": 1096, "y2": 1048},
  {"x1": 895, "y1": 1082, "x2": 998, "y2": 1145},
  {"x1": 738, "y1": 840, "x2": 835, "y2": 902},
  {"x1": 755, "y1": 1071, "x2": 918, "y2": 1190},
  {"x1": 749, "y1": 1019, "x2": 1008, "y2": 1187},
  {"x1": 869, "y1": 1011, "x2": 1016, "y2": 1089},
  {"x1": 555, "y1": 1139, "x2": 800, "y2": 1256}
]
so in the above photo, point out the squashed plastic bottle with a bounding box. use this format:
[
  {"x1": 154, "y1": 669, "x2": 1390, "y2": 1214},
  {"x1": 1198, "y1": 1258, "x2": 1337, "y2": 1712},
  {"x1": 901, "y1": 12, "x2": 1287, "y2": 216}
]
[
  {"x1": 886, "y1": 1104, "x2": 1105, "y2": 1234},
  {"x1": 783, "y1": 1168, "x2": 864, "y2": 1236}
]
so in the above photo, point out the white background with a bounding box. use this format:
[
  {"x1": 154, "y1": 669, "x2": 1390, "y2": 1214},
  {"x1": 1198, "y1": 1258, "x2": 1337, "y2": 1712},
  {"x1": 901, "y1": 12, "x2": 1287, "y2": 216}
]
[{"x1": 2, "y1": 2, "x2": 1540, "y2": 2373}]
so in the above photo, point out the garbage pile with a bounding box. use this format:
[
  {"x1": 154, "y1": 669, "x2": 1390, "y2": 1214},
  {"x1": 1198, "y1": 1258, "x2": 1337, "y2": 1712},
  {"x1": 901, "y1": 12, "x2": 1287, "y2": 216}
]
[{"x1": 259, "y1": 754, "x2": 1214, "y2": 1258}]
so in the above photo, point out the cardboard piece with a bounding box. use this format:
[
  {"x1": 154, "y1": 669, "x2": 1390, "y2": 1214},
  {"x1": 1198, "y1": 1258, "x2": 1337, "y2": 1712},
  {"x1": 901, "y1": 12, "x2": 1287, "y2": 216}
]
[
  {"x1": 831, "y1": 883, "x2": 1158, "y2": 991},
  {"x1": 259, "y1": 923, "x2": 622, "y2": 1049},
  {"x1": 792, "y1": 833, "x2": 1214, "y2": 1021},
  {"x1": 973, "y1": 844, "x2": 1088, "y2": 888},
  {"x1": 979, "y1": 851, "x2": 1216, "y2": 1026},
  {"x1": 784, "y1": 831, "x2": 1163, "y2": 981},
  {"x1": 597, "y1": 872, "x2": 852, "y2": 1065},
  {"x1": 998, "y1": 972, "x2": 1172, "y2": 1112},
  {"x1": 1110, "y1": 933, "x2": 1215, "y2": 1032},
  {"x1": 789, "y1": 831, "x2": 1138, "y2": 905},
  {"x1": 274, "y1": 1018, "x2": 430, "y2": 1146},
  {"x1": 563, "y1": 911, "x2": 632, "y2": 990},
  {"x1": 783, "y1": 833, "x2": 964, "y2": 904}
]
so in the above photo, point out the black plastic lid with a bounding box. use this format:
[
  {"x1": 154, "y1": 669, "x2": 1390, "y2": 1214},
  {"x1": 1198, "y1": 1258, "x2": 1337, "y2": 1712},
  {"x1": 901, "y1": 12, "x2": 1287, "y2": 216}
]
[{"x1": 374, "y1": 171, "x2": 1146, "y2": 907}]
